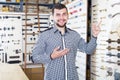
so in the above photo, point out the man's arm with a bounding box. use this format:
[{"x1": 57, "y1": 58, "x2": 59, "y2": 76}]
[
  {"x1": 77, "y1": 36, "x2": 97, "y2": 54},
  {"x1": 32, "y1": 33, "x2": 52, "y2": 64},
  {"x1": 78, "y1": 21, "x2": 101, "y2": 54}
]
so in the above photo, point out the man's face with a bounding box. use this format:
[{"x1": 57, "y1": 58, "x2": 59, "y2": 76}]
[{"x1": 53, "y1": 8, "x2": 68, "y2": 28}]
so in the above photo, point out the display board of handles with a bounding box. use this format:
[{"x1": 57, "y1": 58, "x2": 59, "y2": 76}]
[
  {"x1": 66, "y1": 0, "x2": 87, "y2": 80},
  {"x1": 0, "y1": 12, "x2": 50, "y2": 64},
  {"x1": 91, "y1": 0, "x2": 120, "y2": 80},
  {"x1": 0, "y1": 14, "x2": 23, "y2": 64}
]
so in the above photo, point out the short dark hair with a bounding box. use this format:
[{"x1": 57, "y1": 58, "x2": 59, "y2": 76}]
[{"x1": 52, "y1": 3, "x2": 68, "y2": 15}]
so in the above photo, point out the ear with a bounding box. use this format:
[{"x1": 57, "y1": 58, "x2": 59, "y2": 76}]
[
  {"x1": 50, "y1": 15, "x2": 54, "y2": 24},
  {"x1": 50, "y1": 15, "x2": 54, "y2": 20}
]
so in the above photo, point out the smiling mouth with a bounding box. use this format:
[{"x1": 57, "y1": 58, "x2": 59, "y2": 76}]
[{"x1": 59, "y1": 20, "x2": 66, "y2": 23}]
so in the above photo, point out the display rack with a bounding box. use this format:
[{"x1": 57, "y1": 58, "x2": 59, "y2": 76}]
[
  {"x1": 0, "y1": 9, "x2": 50, "y2": 80},
  {"x1": 66, "y1": 0, "x2": 88, "y2": 80},
  {"x1": 91, "y1": 0, "x2": 120, "y2": 80},
  {"x1": 0, "y1": 2, "x2": 52, "y2": 80},
  {"x1": 0, "y1": 13, "x2": 23, "y2": 64}
]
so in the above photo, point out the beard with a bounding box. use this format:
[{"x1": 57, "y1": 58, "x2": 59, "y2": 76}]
[{"x1": 56, "y1": 23, "x2": 66, "y2": 28}]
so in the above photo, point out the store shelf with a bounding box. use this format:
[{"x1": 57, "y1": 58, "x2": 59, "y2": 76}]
[
  {"x1": 0, "y1": 2, "x2": 21, "y2": 5},
  {"x1": 0, "y1": 1, "x2": 53, "y2": 12}
]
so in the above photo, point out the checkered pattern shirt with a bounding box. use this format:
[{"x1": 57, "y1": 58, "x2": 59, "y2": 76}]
[{"x1": 32, "y1": 26, "x2": 97, "y2": 80}]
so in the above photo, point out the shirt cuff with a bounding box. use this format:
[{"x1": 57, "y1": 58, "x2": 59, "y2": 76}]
[{"x1": 91, "y1": 35, "x2": 97, "y2": 43}]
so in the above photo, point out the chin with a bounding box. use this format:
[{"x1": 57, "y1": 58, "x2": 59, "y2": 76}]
[{"x1": 56, "y1": 23, "x2": 66, "y2": 28}]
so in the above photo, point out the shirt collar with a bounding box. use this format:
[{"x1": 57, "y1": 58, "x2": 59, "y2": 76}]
[{"x1": 52, "y1": 25, "x2": 69, "y2": 34}]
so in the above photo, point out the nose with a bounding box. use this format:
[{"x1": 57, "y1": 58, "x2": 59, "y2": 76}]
[{"x1": 59, "y1": 15, "x2": 64, "y2": 19}]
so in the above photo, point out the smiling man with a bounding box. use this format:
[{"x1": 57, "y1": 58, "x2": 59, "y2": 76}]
[{"x1": 32, "y1": 3, "x2": 101, "y2": 80}]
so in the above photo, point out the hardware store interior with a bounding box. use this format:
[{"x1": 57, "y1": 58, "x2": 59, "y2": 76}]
[{"x1": 0, "y1": 0, "x2": 120, "y2": 80}]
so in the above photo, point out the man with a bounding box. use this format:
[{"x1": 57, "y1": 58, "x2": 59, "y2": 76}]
[{"x1": 32, "y1": 3, "x2": 101, "y2": 80}]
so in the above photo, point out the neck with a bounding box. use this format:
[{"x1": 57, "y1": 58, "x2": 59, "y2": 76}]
[{"x1": 55, "y1": 25, "x2": 65, "y2": 35}]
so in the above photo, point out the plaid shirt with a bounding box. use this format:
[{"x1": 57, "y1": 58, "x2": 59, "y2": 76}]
[{"x1": 32, "y1": 26, "x2": 97, "y2": 80}]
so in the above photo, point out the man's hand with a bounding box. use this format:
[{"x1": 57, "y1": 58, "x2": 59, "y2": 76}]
[
  {"x1": 50, "y1": 46, "x2": 69, "y2": 59},
  {"x1": 92, "y1": 20, "x2": 102, "y2": 37}
]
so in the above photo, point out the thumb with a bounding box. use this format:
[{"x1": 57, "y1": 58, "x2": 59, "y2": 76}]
[{"x1": 54, "y1": 46, "x2": 60, "y2": 51}]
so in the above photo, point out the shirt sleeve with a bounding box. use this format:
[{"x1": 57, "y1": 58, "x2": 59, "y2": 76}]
[
  {"x1": 78, "y1": 35, "x2": 97, "y2": 54},
  {"x1": 32, "y1": 33, "x2": 52, "y2": 64}
]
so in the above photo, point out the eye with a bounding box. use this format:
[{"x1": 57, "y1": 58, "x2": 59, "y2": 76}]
[{"x1": 63, "y1": 13, "x2": 67, "y2": 16}]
